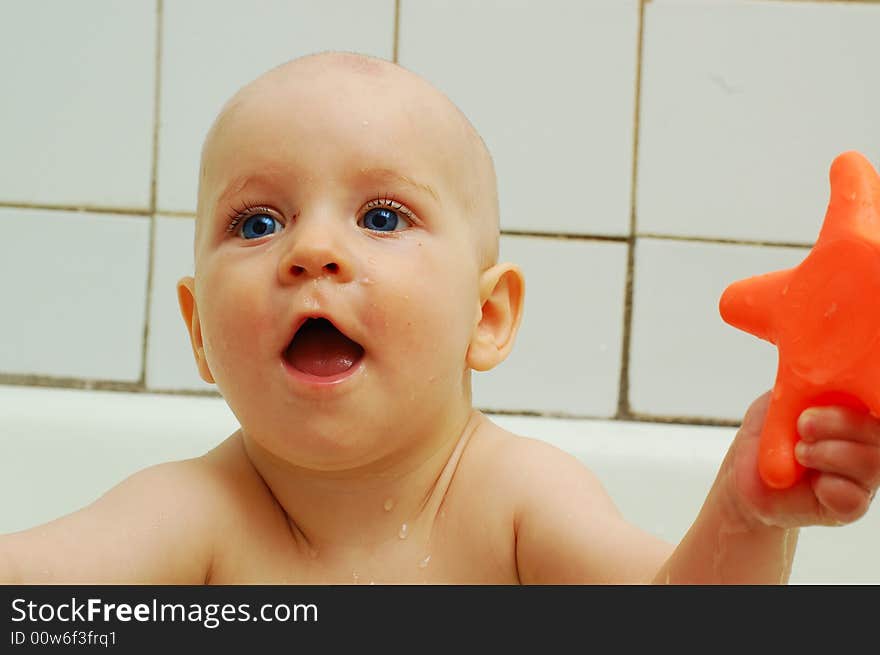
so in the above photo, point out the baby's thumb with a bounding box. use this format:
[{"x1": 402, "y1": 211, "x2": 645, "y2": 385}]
[{"x1": 738, "y1": 390, "x2": 773, "y2": 442}]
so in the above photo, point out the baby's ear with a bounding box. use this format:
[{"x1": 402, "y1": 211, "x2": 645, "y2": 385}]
[
  {"x1": 466, "y1": 263, "x2": 525, "y2": 372},
  {"x1": 176, "y1": 276, "x2": 215, "y2": 384}
]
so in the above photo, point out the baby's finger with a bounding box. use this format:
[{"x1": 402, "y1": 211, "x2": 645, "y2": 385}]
[
  {"x1": 797, "y1": 407, "x2": 880, "y2": 446},
  {"x1": 795, "y1": 440, "x2": 880, "y2": 492},
  {"x1": 810, "y1": 473, "x2": 875, "y2": 525}
]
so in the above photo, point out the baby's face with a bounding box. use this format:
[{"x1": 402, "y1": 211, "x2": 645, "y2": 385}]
[{"x1": 181, "y1": 56, "x2": 498, "y2": 468}]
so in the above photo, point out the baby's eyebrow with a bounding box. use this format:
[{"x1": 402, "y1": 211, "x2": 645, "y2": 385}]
[
  {"x1": 210, "y1": 168, "x2": 440, "y2": 218},
  {"x1": 358, "y1": 167, "x2": 440, "y2": 204},
  {"x1": 213, "y1": 173, "x2": 286, "y2": 213}
]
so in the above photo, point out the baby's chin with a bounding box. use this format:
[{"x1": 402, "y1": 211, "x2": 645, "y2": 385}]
[
  {"x1": 237, "y1": 385, "x2": 469, "y2": 472},
  {"x1": 240, "y1": 421, "x2": 409, "y2": 475}
]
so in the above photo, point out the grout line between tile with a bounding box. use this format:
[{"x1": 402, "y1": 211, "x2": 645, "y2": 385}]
[
  {"x1": 0, "y1": 375, "x2": 145, "y2": 394},
  {"x1": 459, "y1": 406, "x2": 741, "y2": 427},
  {"x1": 393, "y1": 0, "x2": 400, "y2": 63},
  {"x1": 0, "y1": 375, "x2": 740, "y2": 426},
  {"x1": 153, "y1": 210, "x2": 196, "y2": 219},
  {"x1": 639, "y1": 233, "x2": 813, "y2": 249},
  {"x1": 0, "y1": 202, "x2": 151, "y2": 216},
  {"x1": 0, "y1": 375, "x2": 217, "y2": 397},
  {"x1": 501, "y1": 230, "x2": 627, "y2": 243},
  {"x1": 0, "y1": 203, "x2": 814, "y2": 248},
  {"x1": 767, "y1": 0, "x2": 880, "y2": 4},
  {"x1": 616, "y1": 0, "x2": 647, "y2": 421},
  {"x1": 139, "y1": 0, "x2": 165, "y2": 390},
  {"x1": 149, "y1": 0, "x2": 163, "y2": 217},
  {"x1": 646, "y1": 0, "x2": 879, "y2": 4}
]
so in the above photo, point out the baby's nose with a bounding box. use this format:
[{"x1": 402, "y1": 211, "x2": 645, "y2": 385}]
[
  {"x1": 278, "y1": 221, "x2": 355, "y2": 283},
  {"x1": 290, "y1": 258, "x2": 340, "y2": 278}
]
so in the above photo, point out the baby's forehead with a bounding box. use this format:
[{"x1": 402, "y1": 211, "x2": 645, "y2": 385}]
[
  {"x1": 206, "y1": 54, "x2": 476, "y2": 165},
  {"x1": 196, "y1": 53, "x2": 498, "y2": 264}
]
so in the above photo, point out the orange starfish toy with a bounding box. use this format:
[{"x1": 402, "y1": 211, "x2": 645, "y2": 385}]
[{"x1": 719, "y1": 150, "x2": 880, "y2": 489}]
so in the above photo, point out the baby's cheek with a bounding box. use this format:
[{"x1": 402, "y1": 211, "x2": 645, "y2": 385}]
[
  {"x1": 362, "y1": 254, "x2": 475, "y2": 357},
  {"x1": 362, "y1": 288, "x2": 418, "y2": 347},
  {"x1": 201, "y1": 287, "x2": 275, "y2": 370}
]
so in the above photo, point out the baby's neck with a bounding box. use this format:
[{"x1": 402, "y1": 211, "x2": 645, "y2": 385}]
[{"x1": 240, "y1": 408, "x2": 484, "y2": 561}]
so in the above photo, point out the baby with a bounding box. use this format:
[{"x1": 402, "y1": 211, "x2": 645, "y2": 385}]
[{"x1": 3, "y1": 51, "x2": 879, "y2": 584}]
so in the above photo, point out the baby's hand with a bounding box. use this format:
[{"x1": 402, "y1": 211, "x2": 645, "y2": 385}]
[{"x1": 726, "y1": 392, "x2": 880, "y2": 529}]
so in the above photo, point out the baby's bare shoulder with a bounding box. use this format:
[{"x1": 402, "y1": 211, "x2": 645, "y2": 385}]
[
  {"x1": 469, "y1": 418, "x2": 608, "y2": 494},
  {"x1": 469, "y1": 418, "x2": 672, "y2": 583},
  {"x1": 453, "y1": 417, "x2": 617, "y2": 531},
  {"x1": 90, "y1": 431, "x2": 262, "y2": 525},
  {"x1": 0, "y1": 432, "x2": 265, "y2": 584}
]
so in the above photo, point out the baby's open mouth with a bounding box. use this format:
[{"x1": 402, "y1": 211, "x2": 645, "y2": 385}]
[{"x1": 283, "y1": 318, "x2": 365, "y2": 377}]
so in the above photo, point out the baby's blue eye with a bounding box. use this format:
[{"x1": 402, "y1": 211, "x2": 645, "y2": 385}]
[
  {"x1": 362, "y1": 207, "x2": 399, "y2": 232},
  {"x1": 240, "y1": 214, "x2": 281, "y2": 239}
]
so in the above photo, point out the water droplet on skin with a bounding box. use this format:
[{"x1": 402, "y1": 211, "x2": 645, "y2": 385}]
[
  {"x1": 362, "y1": 120, "x2": 369, "y2": 127},
  {"x1": 383, "y1": 498, "x2": 394, "y2": 511},
  {"x1": 361, "y1": 276, "x2": 374, "y2": 285},
  {"x1": 398, "y1": 523, "x2": 408, "y2": 539},
  {"x1": 439, "y1": 509, "x2": 446, "y2": 519},
  {"x1": 152, "y1": 511, "x2": 169, "y2": 530},
  {"x1": 418, "y1": 555, "x2": 432, "y2": 569},
  {"x1": 352, "y1": 571, "x2": 360, "y2": 583}
]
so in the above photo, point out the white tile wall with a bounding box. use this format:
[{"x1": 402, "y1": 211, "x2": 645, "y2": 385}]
[
  {"x1": 399, "y1": 0, "x2": 640, "y2": 236},
  {"x1": 157, "y1": 0, "x2": 395, "y2": 213},
  {"x1": 0, "y1": 208, "x2": 150, "y2": 381},
  {"x1": 473, "y1": 235, "x2": 628, "y2": 416},
  {"x1": 0, "y1": 1, "x2": 156, "y2": 208},
  {"x1": 628, "y1": 237, "x2": 808, "y2": 421},
  {"x1": 638, "y1": 0, "x2": 880, "y2": 242},
  {"x1": 145, "y1": 216, "x2": 215, "y2": 391},
  {"x1": 2, "y1": 0, "x2": 878, "y2": 427}
]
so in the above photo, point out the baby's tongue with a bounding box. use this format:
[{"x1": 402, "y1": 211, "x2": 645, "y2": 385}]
[{"x1": 286, "y1": 319, "x2": 364, "y2": 377}]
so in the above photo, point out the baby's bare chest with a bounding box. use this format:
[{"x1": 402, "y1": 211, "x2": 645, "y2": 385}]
[
  {"x1": 207, "y1": 498, "x2": 520, "y2": 584},
  {"x1": 199, "y1": 424, "x2": 523, "y2": 584}
]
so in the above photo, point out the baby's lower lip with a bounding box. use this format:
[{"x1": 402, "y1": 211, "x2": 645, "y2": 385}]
[{"x1": 281, "y1": 357, "x2": 364, "y2": 386}]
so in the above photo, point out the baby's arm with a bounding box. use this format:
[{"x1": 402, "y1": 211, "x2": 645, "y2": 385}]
[
  {"x1": 512, "y1": 438, "x2": 788, "y2": 584},
  {"x1": 651, "y1": 468, "x2": 797, "y2": 584},
  {"x1": 0, "y1": 460, "x2": 218, "y2": 584},
  {"x1": 513, "y1": 390, "x2": 879, "y2": 584},
  {"x1": 656, "y1": 391, "x2": 879, "y2": 583}
]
